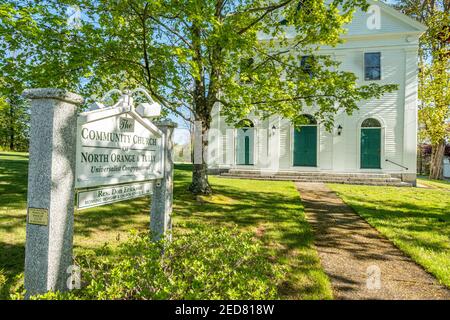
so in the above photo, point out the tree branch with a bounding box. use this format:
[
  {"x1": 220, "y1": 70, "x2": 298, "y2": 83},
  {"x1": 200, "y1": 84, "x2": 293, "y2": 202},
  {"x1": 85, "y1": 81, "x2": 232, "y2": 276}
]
[
  {"x1": 148, "y1": 15, "x2": 192, "y2": 49},
  {"x1": 237, "y1": 0, "x2": 294, "y2": 35}
]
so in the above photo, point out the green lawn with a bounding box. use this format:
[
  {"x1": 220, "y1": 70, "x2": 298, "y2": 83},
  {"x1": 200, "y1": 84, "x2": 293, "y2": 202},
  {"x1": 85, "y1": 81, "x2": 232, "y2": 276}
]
[
  {"x1": 417, "y1": 177, "x2": 450, "y2": 190},
  {"x1": 174, "y1": 164, "x2": 332, "y2": 299},
  {"x1": 0, "y1": 152, "x2": 331, "y2": 300},
  {"x1": 329, "y1": 183, "x2": 450, "y2": 288}
]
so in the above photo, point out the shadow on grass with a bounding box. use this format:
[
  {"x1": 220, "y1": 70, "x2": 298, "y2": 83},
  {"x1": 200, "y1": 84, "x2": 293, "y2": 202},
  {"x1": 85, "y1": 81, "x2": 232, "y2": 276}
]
[
  {"x1": 0, "y1": 158, "x2": 330, "y2": 299},
  {"x1": 341, "y1": 193, "x2": 449, "y2": 254},
  {"x1": 175, "y1": 174, "x2": 310, "y2": 247},
  {"x1": 0, "y1": 152, "x2": 29, "y2": 159},
  {"x1": 74, "y1": 197, "x2": 150, "y2": 238},
  {"x1": 73, "y1": 165, "x2": 194, "y2": 238},
  {"x1": 173, "y1": 165, "x2": 328, "y2": 298},
  {"x1": 0, "y1": 242, "x2": 24, "y2": 299},
  {"x1": 0, "y1": 153, "x2": 28, "y2": 203}
]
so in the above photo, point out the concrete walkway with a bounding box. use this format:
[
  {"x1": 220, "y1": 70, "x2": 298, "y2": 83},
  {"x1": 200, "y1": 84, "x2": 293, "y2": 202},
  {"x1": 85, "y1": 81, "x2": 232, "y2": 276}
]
[{"x1": 295, "y1": 182, "x2": 450, "y2": 300}]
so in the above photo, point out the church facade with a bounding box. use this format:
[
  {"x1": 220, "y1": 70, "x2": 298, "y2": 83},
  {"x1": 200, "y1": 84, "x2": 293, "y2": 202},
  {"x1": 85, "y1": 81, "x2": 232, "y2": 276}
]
[{"x1": 206, "y1": 1, "x2": 426, "y2": 185}]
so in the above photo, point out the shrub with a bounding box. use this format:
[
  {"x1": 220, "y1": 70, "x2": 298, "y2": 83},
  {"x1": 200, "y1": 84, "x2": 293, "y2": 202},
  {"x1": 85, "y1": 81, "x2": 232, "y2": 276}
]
[
  {"x1": 34, "y1": 226, "x2": 283, "y2": 300},
  {"x1": 0, "y1": 269, "x2": 6, "y2": 290}
]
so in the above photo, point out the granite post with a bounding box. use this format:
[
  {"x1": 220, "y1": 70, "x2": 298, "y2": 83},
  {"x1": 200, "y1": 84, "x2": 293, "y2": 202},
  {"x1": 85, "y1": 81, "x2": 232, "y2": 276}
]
[
  {"x1": 150, "y1": 120, "x2": 177, "y2": 241},
  {"x1": 22, "y1": 88, "x2": 83, "y2": 297}
]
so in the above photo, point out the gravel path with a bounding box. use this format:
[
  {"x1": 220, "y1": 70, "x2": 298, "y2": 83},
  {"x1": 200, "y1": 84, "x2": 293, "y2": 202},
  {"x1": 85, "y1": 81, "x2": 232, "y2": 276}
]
[{"x1": 295, "y1": 182, "x2": 450, "y2": 300}]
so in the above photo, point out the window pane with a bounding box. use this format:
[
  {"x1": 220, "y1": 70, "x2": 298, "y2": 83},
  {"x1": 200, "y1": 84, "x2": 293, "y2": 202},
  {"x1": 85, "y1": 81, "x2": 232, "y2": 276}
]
[
  {"x1": 366, "y1": 67, "x2": 380, "y2": 80},
  {"x1": 236, "y1": 119, "x2": 254, "y2": 128},
  {"x1": 361, "y1": 118, "x2": 381, "y2": 127},
  {"x1": 365, "y1": 53, "x2": 380, "y2": 67},
  {"x1": 364, "y1": 52, "x2": 381, "y2": 80}
]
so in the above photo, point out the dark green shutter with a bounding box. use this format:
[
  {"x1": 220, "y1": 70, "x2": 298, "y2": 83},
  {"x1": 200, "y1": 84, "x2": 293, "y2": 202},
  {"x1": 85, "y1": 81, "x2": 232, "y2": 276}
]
[
  {"x1": 244, "y1": 136, "x2": 250, "y2": 165},
  {"x1": 293, "y1": 126, "x2": 317, "y2": 166},
  {"x1": 361, "y1": 128, "x2": 381, "y2": 168}
]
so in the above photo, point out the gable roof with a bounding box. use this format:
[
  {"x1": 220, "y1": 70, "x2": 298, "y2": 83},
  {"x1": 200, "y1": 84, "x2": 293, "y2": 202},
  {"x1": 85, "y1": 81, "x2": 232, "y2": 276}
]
[
  {"x1": 258, "y1": 1, "x2": 427, "y2": 41},
  {"x1": 369, "y1": 0, "x2": 427, "y2": 32},
  {"x1": 338, "y1": 0, "x2": 428, "y2": 39}
]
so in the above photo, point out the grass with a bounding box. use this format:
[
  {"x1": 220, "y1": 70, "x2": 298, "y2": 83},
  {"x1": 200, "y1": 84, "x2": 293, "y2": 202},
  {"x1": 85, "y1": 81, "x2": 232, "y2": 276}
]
[
  {"x1": 173, "y1": 164, "x2": 332, "y2": 299},
  {"x1": 0, "y1": 152, "x2": 331, "y2": 300},
  {"x1": 0, "y1": 152, "x2": 28, "y2": 298},
  {"x1": 329, "y1": 183, "x2": 450, "y2": 289},
  {"x1": 417, "y1": 177, "x2": 450, "y2": 190}
]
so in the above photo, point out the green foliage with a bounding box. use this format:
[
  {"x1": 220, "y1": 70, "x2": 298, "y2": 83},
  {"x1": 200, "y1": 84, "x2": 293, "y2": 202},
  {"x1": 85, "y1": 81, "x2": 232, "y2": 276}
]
[
  {"x1": 394, "y1": 1, "x2": 450, "y2": 143},
  {"x1": 7, "y1": 273, "x2": 25, "y2": 300},
  {"x1": 0, "y1": 269, "x2": 6, "y2": 288},
  {"x1": 0, "y1": 95, "x2": 29, "y2": 151},
  {"x1": 0, "y1": 1, "x2": 73, "y2": 150},
  {"x1": 0, "y1": 0, "x2": 93, "y2": 90},
  {"x1": 96, "y1": 0, "x2": 395, "y2": 129},
  {"x1": 0, "y1": 1, "x2": 398, "y2": 188},
  {"x1": 32, "y1": 227, "x2": 284, "y2": 300},
  {"x1": 394, "y1": 0, "x2": 449, "y2": 179},
  {"x1": 418, "y1": 58, "x2": 450, "y2": 145},
  {"x1": 0, "y1": 154, "x2": 331, "y2": 300}
]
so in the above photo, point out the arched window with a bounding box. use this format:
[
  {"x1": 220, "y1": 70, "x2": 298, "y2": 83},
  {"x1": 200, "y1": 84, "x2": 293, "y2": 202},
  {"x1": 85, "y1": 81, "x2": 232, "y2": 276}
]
[
  {"x1": 361, "y1": 118, "x2": 381, "y2": 128},
  {"x1": 295, "y1": 114, "x2": 317, "y2": 126},
  {"x1": 236, "y1": 119, "x2": 254, "y2": 132}
]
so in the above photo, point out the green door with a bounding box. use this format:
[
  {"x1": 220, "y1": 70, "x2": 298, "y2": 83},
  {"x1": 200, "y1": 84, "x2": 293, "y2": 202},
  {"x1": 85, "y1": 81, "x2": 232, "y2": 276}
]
[
  {"x1": 361, "y1": 128, "x2": 381, "y2": 168},
  {"x1": 236, "y1": 128, "x2": 253, "y2": 165},
  {"x1": 244, "y1": 136, "x2": 250, "y2": 165},
  {"x1": 293, "y1": 126, "x2": 317, "y2": 166}
]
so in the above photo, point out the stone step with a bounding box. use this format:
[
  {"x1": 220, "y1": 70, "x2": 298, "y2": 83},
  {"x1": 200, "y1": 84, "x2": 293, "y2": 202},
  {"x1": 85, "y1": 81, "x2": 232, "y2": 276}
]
[
  {"x1": 222, "y1": 172, "x2": 394, "y2": 180},
  {"x1": 226, "y1": 170, "x2": 392, "y2": 178},
  {"x1": 221, "y1": 174, "x2": 401, "y2": 182},
  {"x1": 218, "y1": 174, "x2": 412, "y2": 187}
]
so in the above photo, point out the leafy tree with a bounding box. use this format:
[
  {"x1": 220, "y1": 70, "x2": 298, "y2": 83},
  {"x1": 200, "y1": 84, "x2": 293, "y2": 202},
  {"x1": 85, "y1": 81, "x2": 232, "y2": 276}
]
[
  {"x1": 67, "y1": 0, "x2": 397, "y2": 194},
  {"x1": 419, "y1": 58, "x2": 450, "y2": 179},
  {"x1": 0, "y1": 58, "x2": 29, "y2": 151},
  {"x1": 0, "y1": 0, "x2": 91, "y2": 150},
  {"x1": 0, "y1": 91, "x2": 29, "y2": 151},
  {"x1": 2, "y1": 0, "x2": 397, "y2": 193},
  {"x1": 394, "y1": 0, "x2": 450, "y2": 179}
]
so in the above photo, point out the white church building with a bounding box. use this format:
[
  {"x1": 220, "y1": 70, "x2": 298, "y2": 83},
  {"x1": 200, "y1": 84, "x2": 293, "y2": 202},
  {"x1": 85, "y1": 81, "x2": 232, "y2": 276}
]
[{"x1": 206, "y1": 1, "x2": 426, "y2": 186}]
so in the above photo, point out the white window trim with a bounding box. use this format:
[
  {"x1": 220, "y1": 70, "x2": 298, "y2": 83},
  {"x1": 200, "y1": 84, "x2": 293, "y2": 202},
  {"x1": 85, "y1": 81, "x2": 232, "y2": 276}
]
[{"x1": 363, "y1": 51, "x2": 382, "y2": 81}]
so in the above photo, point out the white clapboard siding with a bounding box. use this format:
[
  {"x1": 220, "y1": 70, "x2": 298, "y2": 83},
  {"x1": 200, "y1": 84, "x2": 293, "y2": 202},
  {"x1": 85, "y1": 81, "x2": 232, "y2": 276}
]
[{"x1": 208, "y1": 2, "x2": 423, "y2": 176}]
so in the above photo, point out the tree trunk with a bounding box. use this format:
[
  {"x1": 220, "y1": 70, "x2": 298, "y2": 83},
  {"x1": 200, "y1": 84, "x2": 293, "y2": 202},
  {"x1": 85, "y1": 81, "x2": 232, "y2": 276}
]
[
  {"x1": 188, "y1": 17, "x2": 217, "y2": 195},
  {"x1": 190, "y1": 162, "x2": 212, "y2": 195},
  {"x1": 429, "y1": 140, "x2": 445, "y2": 180},
  {"x1": 9, "y1": 131, "x2": 14, "y2": 151},
  {"x1": 418, "y1": 146, "x2": 423, "y2": 175},
  {"x1": 9, "y1": 104, "x2": 14, "y2": 151},
  {"x1": 188, "y1": 120, "x2": 212, "y2": 195}
]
